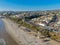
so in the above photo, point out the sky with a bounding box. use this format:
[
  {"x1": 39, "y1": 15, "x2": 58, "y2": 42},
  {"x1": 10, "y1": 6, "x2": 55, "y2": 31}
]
[{"x1": 0, "y1": 0, "x2": 60, "y2": 11}]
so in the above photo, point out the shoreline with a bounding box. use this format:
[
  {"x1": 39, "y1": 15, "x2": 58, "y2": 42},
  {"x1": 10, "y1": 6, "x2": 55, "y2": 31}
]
[
  {"x1": 2, "y1": 18, "x2": 23, "y2": 45},
  {"x1": 2, "y1": 18, "x2": 60, "y2": 45}
]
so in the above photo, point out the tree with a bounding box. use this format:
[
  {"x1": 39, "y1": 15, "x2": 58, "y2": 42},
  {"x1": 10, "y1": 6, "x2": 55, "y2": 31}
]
[{"x1": 42, "y1": 30, "x2": 51, "y2": 37}]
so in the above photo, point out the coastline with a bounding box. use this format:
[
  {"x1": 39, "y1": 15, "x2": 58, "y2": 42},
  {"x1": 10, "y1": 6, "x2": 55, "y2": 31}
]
[
  {"x1": 2, "y1": 18, "x2": 60, "y2": 45},
  {"x1": 2, "y1": 18, "x2": 23, "y2": 45}
]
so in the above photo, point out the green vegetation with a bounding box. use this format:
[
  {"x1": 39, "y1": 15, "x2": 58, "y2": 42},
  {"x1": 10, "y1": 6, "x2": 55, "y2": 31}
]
[
  {"x1": 9, "y1": 17, "x2": 51, "y2": 38},
  {"x1": 50, "y1": 32, "x2": 60, "y2": 41},
  {"x1": 41, "y1": 30, "x2": 51, "y2": 37},
  {"x1": 8, "y1": 16, "x2": 60, "y2": 42}
]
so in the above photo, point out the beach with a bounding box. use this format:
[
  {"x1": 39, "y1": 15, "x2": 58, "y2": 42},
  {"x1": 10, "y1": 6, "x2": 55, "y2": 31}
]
[{"x1": 2, "y1": 18, "x2": 60, "y2": 45}]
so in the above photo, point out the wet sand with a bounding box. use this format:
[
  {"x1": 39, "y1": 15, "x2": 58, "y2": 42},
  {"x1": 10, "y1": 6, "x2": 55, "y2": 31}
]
[{"x1": 0, "y1": 19, "x2": 18, "y2": 45}]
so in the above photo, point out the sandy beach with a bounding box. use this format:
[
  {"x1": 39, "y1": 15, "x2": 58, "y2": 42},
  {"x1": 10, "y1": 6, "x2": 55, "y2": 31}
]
[
  {"x1": 2, "y1": 18, "x2": 23, "y2": 45},
  {"x1": 2, "y1": 18, "x2": 60, "y2": 45}
]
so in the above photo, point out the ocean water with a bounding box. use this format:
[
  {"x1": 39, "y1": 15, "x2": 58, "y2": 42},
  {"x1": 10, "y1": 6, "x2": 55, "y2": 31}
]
[
  {"x1": 0, "y1": 19, "x2": 18, "y2": 45},
  {"x1": 0, "y1": 39, "x2": 6, "y2": 45}
]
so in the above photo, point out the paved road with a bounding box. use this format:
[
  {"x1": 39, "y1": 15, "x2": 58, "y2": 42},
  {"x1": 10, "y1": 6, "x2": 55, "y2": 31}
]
[{"x1": 0, "y1": 19, "x2": 18, "y2": 45}]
